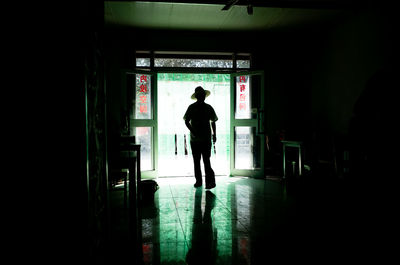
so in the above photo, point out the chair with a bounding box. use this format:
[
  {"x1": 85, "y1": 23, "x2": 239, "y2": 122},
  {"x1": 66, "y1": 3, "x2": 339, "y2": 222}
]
[{"x1": 108, "y1": 135, "x2": 142, "y2": 262}]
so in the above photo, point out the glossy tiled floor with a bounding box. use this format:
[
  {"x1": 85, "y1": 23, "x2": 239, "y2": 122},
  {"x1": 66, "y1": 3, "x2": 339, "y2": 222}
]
[
  {"x1": 141, "y1": 176, "x2": 290, "y2": 264},
  {"x1": 109, "y1": 175, "x2": 386, "y2": 264}
]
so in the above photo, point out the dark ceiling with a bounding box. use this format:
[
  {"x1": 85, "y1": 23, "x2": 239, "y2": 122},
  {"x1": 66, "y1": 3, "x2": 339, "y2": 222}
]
[{"x1": 105, "y1": 0, "x2": 363, "y2": 31}]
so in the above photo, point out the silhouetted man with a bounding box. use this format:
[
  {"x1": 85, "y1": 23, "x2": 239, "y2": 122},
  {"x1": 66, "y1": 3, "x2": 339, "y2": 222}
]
[{"x1": 184, "y1": 86, "x2": 218, "y2": 189}]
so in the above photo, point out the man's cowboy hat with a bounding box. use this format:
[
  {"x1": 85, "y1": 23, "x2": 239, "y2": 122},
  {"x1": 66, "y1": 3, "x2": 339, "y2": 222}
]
[{"x1": 191, "y1": 86, "x2": 211, "y2": 100}]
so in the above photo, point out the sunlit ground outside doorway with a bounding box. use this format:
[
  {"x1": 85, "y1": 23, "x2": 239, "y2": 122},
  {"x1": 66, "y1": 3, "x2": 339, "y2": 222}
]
[{"x1": 158, "y1": 73, "x2": 230, "y2": 177}]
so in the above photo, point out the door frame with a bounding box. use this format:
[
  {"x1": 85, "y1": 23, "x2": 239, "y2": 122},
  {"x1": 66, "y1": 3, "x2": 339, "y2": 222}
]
[
  {"x1": 123, "y1": 69, "x2": 265, "y2": 178},
  {"x1": 230, "y1": 70, "x2": 265, "y2": 178},
  {"x1": 124, "y1": 70, "x2": 158, "y2": 179}
]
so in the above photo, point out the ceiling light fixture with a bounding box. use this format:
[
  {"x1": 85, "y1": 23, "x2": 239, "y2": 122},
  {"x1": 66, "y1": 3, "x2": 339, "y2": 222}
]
[
  {"x1": 221, "y1": 0, "x2": 239, "y2": 11},
  {"x1": 247, "y1": 4, "x2": 253, "y2": 15},
  {"x1": 222, "y1": 0, "x2": 253, "y2": 15}
]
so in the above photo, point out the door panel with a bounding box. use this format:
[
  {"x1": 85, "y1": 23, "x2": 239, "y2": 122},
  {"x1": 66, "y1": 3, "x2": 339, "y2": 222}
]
[
  {"x1": 134, "y1": 127, "x2": 152, "y2": 171},
  {"x1": 127, "y1": 71, "x2": 158, "y2": 178},
  {"x1": 230, "y1": 71, "x2": 265, "y2": 178},
  {"x1": 234, "y1": 126, "x2": 261, "y2": 170}
]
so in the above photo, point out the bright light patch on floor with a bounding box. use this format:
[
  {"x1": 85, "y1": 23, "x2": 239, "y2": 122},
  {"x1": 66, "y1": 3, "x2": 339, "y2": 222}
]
[{"x1": 156, "y1": 175, "x2": 243, "y2": 185}]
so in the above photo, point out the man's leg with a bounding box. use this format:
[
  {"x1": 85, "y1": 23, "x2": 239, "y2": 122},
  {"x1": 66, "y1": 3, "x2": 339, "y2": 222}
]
[
  {"x1": 202, "y1": 142, "x2": 216, "y2": 189},
  {"x1": 190, "y1": 141, "x2": 202, "y2": 187}
]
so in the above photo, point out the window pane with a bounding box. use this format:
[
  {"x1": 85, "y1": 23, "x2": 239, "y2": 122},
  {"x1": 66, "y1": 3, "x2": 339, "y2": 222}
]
[
  {"x1": 236, "y1": 60, "x2": 250, "y2": 69},
  {"x1": 135, "y1": 127, "x2": 152, "y2": 171},
  {"x1": 235, "y1": 75, "x2": 251, "y2": 119},
  {"x1": 135, "y1": 74, "x2": 152, "y2": 119},
  {"x1": 234, "y1": 127, "x2": 260, "y2": 170},
  {"x1": 154, "y1": 58, "x2": 233, "y2": 68},
  {"x1": 136, "y1": 58, "x2": 150, "y2": 67}
]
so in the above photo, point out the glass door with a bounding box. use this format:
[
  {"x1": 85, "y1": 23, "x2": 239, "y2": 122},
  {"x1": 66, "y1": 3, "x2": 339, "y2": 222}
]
[
  {"x1": 230, "y1": 71, "x2": 265, "y2": 178},
  {"x1": 126, "y1": 71, "x2": 158, "y2": 178},
  {"x1": 157, "y1": 72, "x2": 231, "y2": 177}
]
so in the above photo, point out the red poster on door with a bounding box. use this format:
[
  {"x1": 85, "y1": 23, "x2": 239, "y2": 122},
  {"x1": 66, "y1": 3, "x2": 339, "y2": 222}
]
[{"x1": 136, "y1": 74, "x2": 151, "y2": 118}]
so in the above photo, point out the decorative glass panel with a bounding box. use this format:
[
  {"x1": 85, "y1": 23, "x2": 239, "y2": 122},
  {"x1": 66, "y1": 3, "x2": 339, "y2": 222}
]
[
  {"x1": 135, "y1": 127, "x2": 152, "y2": 171},
  {"x1": 235, "y1": 75, "x2": 251, "y2": 119},
  {"x1": 154, "y1": 58, "x2": 233, "y2": 68},
  {"x1": 136, "y1": 58, "x2": 150, "y2": 67},
  {"x1": 236, "y1": 60, "x2": 250, "y2": 69},
  {"x1": 135, "y1": 74, "x2": 152, "y2": 119},
  {"x1": 234, "y1": 127, "x2": 260, "y2": 170}
]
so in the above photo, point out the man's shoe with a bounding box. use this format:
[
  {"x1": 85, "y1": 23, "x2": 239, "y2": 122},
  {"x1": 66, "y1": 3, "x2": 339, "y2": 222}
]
[
  {"x1": 194, "y1": 182, "x2": 202, "y2": 188},
  {"x1": 205, "y1": 183, "x2": 216, "y2": 189}
]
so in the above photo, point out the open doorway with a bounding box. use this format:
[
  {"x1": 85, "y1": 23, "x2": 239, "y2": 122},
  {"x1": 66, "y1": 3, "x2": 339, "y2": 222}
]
[{"x1": 157, "y1": 73, "x2": 230, "y2": 177}]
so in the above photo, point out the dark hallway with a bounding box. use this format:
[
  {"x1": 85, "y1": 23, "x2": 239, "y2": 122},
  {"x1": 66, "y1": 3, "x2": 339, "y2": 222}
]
[{"x1": 47, "y1": 0, "x2": 398, "y2": 264}]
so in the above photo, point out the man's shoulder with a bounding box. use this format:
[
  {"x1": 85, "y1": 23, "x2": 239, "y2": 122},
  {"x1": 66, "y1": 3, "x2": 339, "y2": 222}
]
[
  {"x1": 186, "y1": 102, "x2": 196, "y2": 109},
  {"x1": 204, "y1": 102, "x2": 214, "y2": 108},
  {"x1": 185, "y1": 102, "x2": 198, "y2": 116},
  {"x1": 204, "y1": 103, "x2": 216, "y2": 111}
]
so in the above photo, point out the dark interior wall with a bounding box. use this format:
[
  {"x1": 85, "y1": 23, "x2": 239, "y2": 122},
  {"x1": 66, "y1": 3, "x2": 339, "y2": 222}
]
[
  {"x1": 257, "y1": 6, "x2": 396, "y2": 176},
  {"x1": 105, "y1": 39, "x2": 129, "y2": 139},
  {"x1": 254, "y1": 30, "x2": 319, "y2": 141},
  {"x1": 106, "y1": 28, "x2": 257, "y2": 52},
  {"x1": 253, "y1": 6, "x2": 396, "y2": 139},
  {"x1": 309, "y1": 7, "x2": 396, "y2": 137}
]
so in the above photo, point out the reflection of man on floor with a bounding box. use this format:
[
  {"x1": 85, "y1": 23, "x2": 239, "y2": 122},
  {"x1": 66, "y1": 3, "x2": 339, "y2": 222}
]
[
  {"x1": 184, "y1": 86, "x2": 218, "y2": 189},
  {"x1": 186, "y1": 190, "x2": 217, "y2": 265}
]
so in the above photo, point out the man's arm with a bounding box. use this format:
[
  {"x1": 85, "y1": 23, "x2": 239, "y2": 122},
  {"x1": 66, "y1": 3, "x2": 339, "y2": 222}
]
[
  {"x1": 211, "y1": 121, "x2": 216, "y2": 143},
  {"x1": 185, "y1": 119, "x2": 195, "y2": 136}
]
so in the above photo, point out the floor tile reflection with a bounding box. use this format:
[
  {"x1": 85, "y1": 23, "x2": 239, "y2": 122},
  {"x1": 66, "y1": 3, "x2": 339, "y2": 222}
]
[
  {"x1": 140, "y1": 176, "x2": 288, "y2": 264},
  {"x1": 108, "y1": 175, "x2": 360, "y2": 264}
]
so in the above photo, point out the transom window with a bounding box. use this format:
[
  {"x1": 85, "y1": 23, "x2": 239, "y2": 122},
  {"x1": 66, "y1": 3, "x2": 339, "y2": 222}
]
[{"x1": 135, "y1": 51, "x2": 251, "y2": 69}]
